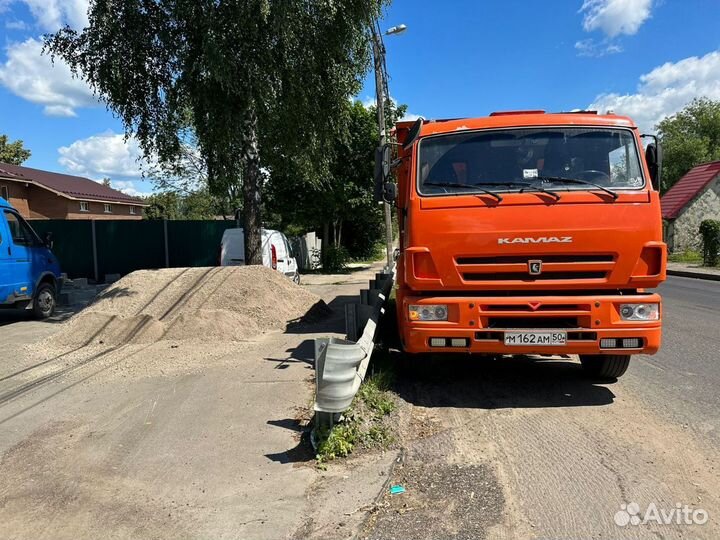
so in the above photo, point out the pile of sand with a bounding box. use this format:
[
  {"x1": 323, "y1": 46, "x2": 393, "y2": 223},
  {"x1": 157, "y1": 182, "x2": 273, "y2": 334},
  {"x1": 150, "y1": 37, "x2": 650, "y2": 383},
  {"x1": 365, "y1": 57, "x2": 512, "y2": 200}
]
[{"x1": 49, "y1": 266, "x2": 322, "y2": 348}]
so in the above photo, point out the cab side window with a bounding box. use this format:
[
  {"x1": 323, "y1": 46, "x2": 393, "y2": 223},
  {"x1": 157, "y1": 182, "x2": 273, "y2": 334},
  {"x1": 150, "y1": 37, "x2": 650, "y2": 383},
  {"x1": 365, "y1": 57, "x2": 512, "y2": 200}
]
[{"x1": 3, "y1": 211, "x2": 38, "y2": 247}]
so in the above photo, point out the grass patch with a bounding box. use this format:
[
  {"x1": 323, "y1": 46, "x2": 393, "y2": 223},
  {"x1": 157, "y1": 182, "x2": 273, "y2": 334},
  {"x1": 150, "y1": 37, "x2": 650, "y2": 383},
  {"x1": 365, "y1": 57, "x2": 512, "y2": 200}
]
[
  {"x1": 352, "y1": 241, "x2": 386, "y2": 265},
  {"x1": 669, "y1": 249, "x2": 703, "y2": 263},
  {"x1": 315, "y1": 369, "x2": 397, "y2": 466}
]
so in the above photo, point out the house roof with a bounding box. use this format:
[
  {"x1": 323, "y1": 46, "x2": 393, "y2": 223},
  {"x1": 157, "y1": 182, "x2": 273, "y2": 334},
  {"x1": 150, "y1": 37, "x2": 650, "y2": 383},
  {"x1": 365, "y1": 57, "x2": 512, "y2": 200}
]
[
  {"x1": 0, "y1": 161, "x2": 148, "y2": 206},
  {"x1": 661, "y1": 160, "x2": 720, "y2": 220}
]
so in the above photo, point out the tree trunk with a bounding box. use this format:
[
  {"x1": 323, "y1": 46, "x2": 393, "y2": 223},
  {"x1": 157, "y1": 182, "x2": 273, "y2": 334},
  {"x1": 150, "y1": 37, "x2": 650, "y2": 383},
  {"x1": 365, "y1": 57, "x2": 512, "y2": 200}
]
[
  {"x1": 322, "y1": 221, "x2": 330, "y2": 268},
  {"x1": 242, "y1": 105, "x2": 263, "y2": 265},
  {"x1": 334, "y1": 219, "x2": 342, "y2": 248}
]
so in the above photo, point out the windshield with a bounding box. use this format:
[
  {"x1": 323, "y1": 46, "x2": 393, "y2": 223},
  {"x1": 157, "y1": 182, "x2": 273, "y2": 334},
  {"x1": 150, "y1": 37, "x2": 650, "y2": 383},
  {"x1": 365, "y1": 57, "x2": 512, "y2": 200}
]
[{"x1": 417, "y1": 127, "x2": 644, "y2": 196}]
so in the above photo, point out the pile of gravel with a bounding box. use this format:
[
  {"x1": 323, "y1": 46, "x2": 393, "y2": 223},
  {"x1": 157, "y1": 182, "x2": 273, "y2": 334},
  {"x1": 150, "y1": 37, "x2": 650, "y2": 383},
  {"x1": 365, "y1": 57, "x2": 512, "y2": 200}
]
[{"x1": 48, "y1": 266, "x2": 321, "y2": 347}]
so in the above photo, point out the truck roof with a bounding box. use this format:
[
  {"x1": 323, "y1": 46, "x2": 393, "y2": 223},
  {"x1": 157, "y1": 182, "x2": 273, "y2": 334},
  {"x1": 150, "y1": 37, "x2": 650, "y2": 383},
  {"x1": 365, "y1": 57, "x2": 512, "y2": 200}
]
[{"x1": 396, "y1": 111, "x2": 638, "y2": 139}]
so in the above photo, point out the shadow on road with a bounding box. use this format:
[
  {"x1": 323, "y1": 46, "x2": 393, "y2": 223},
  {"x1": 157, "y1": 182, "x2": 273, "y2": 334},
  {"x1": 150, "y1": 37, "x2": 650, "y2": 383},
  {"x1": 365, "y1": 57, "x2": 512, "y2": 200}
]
[
  {"x1": 392, "y1": 353, "x2": 616, "y2": 409},
  {"x1": 265, "y1": 419, "x2": 315, "y2": 464},
  {"x1": 265, "y1": 338, "x2": 316, "y2": 369},
  {"x1": 0, "y1": 305, "x2": 77, "y2": 327}
]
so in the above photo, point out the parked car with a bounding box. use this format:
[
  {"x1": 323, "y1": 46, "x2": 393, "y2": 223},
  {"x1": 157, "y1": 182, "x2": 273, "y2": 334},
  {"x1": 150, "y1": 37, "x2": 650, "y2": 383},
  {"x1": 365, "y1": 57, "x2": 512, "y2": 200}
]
[
  {"x1": 0, "y1": 197, "x2": 62, "y2": 318},
  {"x1": 220, "y1": 228, "x2": 300, "y2": 284}
]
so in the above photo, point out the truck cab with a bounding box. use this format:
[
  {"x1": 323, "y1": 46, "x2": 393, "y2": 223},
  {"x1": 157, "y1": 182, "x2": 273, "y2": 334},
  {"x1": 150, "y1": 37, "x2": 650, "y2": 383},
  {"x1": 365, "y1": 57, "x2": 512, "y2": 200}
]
[
  {"x1": 386, "y1": 111, "x2": 666, "y2": 380},
  {"x1": 0, "y1": 197, "x2": 62, "y2": 318}
]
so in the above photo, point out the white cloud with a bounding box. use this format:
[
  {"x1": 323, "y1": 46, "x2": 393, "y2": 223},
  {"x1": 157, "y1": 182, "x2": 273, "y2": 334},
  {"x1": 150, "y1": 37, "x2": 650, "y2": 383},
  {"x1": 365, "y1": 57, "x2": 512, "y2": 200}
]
[
  {"x1": 357, "y1": 95, "x2": 422, "y2": 122},
  {"x1": 5, "y1": 19, "x2": 29, "y2": 30},
  {"x1": 2, "y1": 0, "x2": 88, "y2": 31},
  {"x1": 575, "y1": 38, "x2": 623, "y2": 57},
  {"x1": 580, "y1": 0, "x2": 653, "y2": 38},
  {"x1": 400, "y1": 112, "x2": 421, "y2": 122},
  {"x1": 111, "y1": 180, "x2": 152, "y2": 198},
  {"x1": 58, "y1": 131, "x2": 150, "y2": 179},
  {"x1": 588, "y1": 50, "x2": 720, "y2": 132},
  {"x1": 0, "y1": 37, "x2": 98, "y2": 116}
]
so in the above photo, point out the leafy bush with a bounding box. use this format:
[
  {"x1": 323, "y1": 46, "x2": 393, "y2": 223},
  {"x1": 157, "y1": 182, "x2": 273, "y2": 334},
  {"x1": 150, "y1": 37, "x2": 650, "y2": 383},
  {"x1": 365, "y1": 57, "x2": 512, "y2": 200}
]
[
  {"x1": 315, "y1": 421, "x2": 359, "y2": 463},
  {"x1": 315, "y1": 371, "x2": 396, "y2": 465},
  {"x1": 357, "y1": 371, "x2": 396, "y2": 417},
  {"x1": 700, "y1": 219, "x2": 720, "y2": 266},
  {"x1": 322, "y1": 245, "x2": 350, "y2": 273}
]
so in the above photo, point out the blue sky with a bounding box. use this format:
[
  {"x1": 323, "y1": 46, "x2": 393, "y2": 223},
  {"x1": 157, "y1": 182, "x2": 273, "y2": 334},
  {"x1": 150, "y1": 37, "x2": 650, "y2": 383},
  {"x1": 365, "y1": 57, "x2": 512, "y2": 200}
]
[{"x1": 1, "y1": 0, "x2": 719, "y2": 196}]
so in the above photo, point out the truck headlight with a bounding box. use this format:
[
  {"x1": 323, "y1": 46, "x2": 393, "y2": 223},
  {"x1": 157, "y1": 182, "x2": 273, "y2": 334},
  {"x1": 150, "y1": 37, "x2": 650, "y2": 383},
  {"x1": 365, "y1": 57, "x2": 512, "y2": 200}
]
[
  {"x1": 619, "y1": 303, "x2": 659, "y2": 321},
  {"x1": 409, "y1": 304, "x2": 448, "y2": 321}
]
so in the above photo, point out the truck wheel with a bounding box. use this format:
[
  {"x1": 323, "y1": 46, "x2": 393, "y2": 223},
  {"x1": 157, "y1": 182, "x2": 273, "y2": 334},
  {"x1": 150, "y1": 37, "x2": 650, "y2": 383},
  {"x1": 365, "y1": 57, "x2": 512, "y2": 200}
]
[
  {"x1": 579, "y1": 354, "x2": 630, "y2": 380},
  {"x1": 292, "y1": 271, "x2": 301, "y2": 285},
  {"x1": 33, "y1": 282, "x2": 56, "y2": 319}
]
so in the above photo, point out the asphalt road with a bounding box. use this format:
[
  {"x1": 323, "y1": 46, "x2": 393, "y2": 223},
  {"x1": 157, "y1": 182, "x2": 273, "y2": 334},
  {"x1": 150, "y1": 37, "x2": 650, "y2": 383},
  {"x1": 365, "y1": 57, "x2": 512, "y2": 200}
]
[
  {"x1": 362, "y1": 276, "x2": 720, "y2": 540},
  {"x1": 634, "y1": 276, "x2": 720, "y2": 443}
]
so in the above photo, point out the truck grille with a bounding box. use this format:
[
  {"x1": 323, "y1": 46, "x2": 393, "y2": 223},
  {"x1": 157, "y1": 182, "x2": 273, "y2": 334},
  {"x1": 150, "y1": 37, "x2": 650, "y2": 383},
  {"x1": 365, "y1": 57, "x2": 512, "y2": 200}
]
[
  {"x1": 456, "y1": 254, "x2": 615, "y2": 283},
  {"x1": 487, "y1": 316, "x2": 578, "y2": 329}
]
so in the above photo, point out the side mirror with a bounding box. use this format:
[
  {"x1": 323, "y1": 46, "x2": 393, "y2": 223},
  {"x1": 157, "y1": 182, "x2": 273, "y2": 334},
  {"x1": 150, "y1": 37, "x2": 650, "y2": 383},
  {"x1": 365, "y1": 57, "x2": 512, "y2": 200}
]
[
  {"x1": 374, "y1": 144, "x2": 392, "y2": 202},
  {"x1": 383, "y1": 182, "x2": 397, "y2": 202},
  {"x1": 642, "y1": 135, "x2": 662, "y2": 191},
  {"x1": 403, "y1": 118, "x2": 423, "y2": 149},
  {"x1": 44, "y1": 232, "x2": 54, "y2": 249}
]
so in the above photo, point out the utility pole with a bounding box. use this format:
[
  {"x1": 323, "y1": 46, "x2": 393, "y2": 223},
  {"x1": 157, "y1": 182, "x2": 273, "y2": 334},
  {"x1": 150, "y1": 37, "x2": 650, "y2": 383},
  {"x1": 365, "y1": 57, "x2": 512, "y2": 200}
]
[{"x1": 370, "y1": 22, "x2": 406, "y2": 272}]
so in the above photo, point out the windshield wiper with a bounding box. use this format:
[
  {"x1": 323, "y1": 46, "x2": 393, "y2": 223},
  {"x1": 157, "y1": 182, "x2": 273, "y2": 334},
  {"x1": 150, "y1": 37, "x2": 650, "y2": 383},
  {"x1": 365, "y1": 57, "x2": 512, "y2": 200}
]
[
  {"x1": 424, "y1": 181, "x2": 503, "y2": 202},
  {"x1": 481, "y1": 181, "x2": 561, "y2": 201},
  {"x1": 534, "y1": 176, "x2": 618, "y2": 200}
]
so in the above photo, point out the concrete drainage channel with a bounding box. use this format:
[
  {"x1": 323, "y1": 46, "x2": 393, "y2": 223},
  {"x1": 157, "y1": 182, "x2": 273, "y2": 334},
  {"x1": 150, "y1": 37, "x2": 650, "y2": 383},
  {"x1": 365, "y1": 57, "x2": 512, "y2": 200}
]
[{"x1": 312, "y1": 270, "x2": 394, "y2": 438}]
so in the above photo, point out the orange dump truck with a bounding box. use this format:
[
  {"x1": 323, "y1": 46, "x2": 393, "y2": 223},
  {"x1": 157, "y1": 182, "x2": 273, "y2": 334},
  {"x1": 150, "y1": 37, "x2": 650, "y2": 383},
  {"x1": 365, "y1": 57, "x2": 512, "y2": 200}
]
[{"x1": 381, "y1": 110, "x2": 666, "y2": 379}]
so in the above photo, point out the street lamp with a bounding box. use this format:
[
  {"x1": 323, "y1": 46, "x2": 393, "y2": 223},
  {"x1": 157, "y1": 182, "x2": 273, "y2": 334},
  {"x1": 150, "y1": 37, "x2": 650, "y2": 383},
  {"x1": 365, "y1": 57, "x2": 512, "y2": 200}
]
[
  {"x1": 385, "y1": 24, "x2": 407, "y2": 36},
  {"x1": 371, "y1": 20, "x2": 406, "y2": 272}
]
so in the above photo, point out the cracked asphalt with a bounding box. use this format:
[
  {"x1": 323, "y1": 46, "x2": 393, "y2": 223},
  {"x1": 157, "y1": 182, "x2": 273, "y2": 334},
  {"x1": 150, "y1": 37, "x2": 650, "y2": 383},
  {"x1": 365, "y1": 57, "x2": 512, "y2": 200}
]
[{"x1": 361, "y1": 275, "x2": 720, "y2": 539}]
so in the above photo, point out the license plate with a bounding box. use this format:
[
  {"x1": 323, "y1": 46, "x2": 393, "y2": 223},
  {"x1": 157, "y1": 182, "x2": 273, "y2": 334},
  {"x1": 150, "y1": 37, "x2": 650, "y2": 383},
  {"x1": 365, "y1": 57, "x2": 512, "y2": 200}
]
[{"x1": 504, "y1": 331, "x2": 567, "y2": 346}]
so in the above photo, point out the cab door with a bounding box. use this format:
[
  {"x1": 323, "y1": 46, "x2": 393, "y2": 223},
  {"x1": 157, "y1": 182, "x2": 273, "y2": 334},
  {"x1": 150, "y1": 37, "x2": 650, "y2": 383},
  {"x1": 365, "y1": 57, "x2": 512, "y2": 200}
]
[
  {"x1": 282, "y1": 235, "x2": 299, "y2": 278},
  {"x1": 2, "y1": 209, "x2": 35, "y2": 301},
  {"x1": 0, "y1": 212, "x2": 14, "y2": 302}
]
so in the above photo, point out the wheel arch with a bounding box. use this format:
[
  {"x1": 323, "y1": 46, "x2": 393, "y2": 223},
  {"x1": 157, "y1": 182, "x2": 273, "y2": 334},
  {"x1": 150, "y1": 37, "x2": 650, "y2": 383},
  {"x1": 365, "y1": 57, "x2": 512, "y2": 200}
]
[{"x1": 34, "y1": 271, "x2": 58, "y2": 293}]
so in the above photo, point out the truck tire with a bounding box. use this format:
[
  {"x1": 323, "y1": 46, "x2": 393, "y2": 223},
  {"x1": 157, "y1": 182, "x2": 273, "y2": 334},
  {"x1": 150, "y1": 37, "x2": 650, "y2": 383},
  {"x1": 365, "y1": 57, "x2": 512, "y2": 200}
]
[
  {"x1": 292, "y1": 271, "x2": 301, "y2": 285},
  {"x1": 33, "y1": 282, "x2": 56, "y2": 319},
  {"x1": 579, "y1": 354, "x2": 630, "y2": 380}
]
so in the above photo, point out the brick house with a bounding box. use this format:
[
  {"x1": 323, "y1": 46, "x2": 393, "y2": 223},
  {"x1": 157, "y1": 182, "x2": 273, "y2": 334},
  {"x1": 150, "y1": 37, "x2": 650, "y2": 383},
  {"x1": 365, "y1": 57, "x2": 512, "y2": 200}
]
[
  {"x1": 0, "y1": 161, "x2": 148, "y2": 220},
  {"x1": 661, "y1": 160, "x2": 720, "y2": 252}
]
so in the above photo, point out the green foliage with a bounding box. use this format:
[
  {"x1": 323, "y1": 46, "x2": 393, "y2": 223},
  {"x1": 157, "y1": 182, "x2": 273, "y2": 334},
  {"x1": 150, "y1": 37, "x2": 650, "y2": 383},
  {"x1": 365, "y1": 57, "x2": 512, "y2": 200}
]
[
  {"x1": 315, "y1": 371, "x2": 396, "y2": 465},
  {"x1": 45, "y1": 0, "x2": 386, "y2": 264},
  {"x1": 266, "y1": 99, "x2": 406, "y2": 262},
  {"x1": 657, "y1": 98, "x2": 720, "y2": 193},
  {"x1": 357, "y1": 371, "x2": 396, "y2": 417},
  {"x1": 700, "y1": 219, "x2": 720, "y2": 267},
  {"x1": 315, "y1": 421, "x2": 360, "y2": 463},
  {"x1": 143, "y1": 189, "x2": 227, "y2": 220},
  {"x1": 668, "y1": 249, "x2": 702, "y2": 263},
  {"x1": 353, "y1": 241, "x2": 385, "y2": 264},
  {"x1": 0, "y1": 135, "x2": 31, "y2": 165},
  {"x1": 322, "y1": 245, "x2": 350, "y2": 273}
]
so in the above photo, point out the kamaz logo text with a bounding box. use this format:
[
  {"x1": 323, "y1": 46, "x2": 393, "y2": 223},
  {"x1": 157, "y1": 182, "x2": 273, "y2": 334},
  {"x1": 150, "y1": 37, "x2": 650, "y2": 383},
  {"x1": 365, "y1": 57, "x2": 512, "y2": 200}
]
[{"x1": 497, "y1": 236, "x2": 573, "y2": 245}]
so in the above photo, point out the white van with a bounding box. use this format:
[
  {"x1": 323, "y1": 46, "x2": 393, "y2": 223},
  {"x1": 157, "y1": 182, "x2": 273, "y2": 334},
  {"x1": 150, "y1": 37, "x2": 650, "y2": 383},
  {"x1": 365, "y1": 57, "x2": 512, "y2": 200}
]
[{"x1": 220, "y1": 228, "x2": 300, "y2": 284}]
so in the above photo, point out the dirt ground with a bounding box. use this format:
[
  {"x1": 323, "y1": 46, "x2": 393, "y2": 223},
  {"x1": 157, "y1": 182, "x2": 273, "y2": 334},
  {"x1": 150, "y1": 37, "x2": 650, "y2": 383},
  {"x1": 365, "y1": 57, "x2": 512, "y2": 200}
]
[{"x1": 0, "y1": 264, "x2": 396, "y2": 540}]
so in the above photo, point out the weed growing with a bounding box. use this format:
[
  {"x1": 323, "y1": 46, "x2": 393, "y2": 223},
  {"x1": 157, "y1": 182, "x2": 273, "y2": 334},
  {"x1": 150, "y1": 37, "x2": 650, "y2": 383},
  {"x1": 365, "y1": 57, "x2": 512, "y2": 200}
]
[{"x1": 315, "y1": 369, "x2": 397, "y2": 465}]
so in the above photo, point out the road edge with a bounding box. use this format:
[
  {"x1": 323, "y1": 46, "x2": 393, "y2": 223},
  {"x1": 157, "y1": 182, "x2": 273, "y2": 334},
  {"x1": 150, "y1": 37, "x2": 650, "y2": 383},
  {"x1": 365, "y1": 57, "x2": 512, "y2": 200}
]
[{"x1": 667, "y1": 269, "x2": 720, "y2": 281}]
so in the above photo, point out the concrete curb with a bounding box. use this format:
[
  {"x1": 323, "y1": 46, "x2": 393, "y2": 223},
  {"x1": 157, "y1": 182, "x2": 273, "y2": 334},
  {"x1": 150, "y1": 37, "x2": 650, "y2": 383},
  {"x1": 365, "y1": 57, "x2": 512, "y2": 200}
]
[{"x1": 667, "y1": 269, "x2": 720, "y2": 282}]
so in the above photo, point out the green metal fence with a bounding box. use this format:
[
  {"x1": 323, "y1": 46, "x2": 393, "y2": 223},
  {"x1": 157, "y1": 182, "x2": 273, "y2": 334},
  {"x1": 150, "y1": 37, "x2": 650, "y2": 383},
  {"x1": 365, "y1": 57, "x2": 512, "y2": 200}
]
[{"x1": 28, "y1": 219, "x2": 238, "y2": 281}]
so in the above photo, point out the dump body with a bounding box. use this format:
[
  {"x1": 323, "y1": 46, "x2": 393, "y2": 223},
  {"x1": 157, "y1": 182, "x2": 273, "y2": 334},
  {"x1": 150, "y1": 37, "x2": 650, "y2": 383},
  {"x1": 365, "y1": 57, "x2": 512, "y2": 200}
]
[{"x1": 393, "y1": 112, "x2": 666, "y2": 357}]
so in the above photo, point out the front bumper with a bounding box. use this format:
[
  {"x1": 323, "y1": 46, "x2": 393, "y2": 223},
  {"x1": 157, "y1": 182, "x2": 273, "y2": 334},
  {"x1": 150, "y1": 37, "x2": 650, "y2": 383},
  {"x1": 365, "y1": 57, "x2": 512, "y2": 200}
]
[{"x1": 398, "y1": 291, "x2": 662, "y2": 355}]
